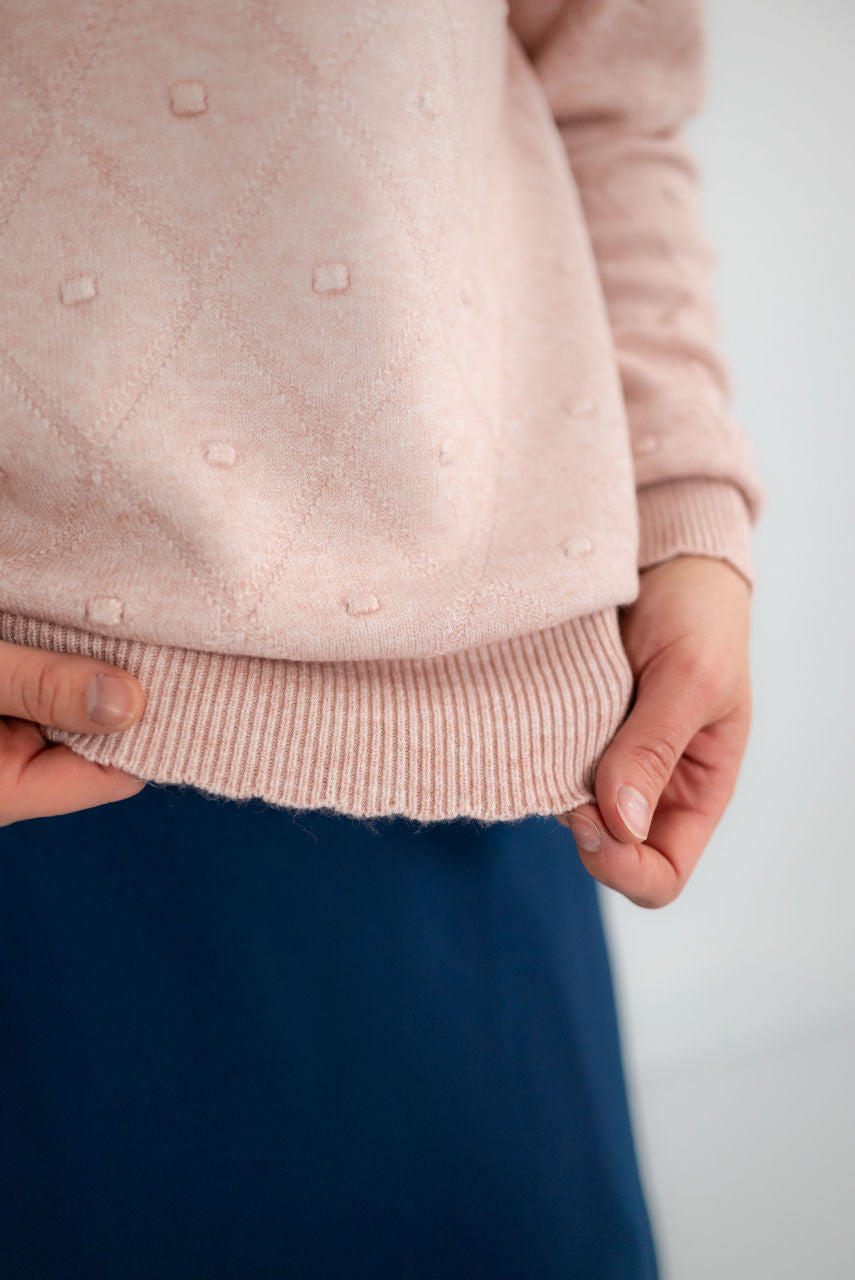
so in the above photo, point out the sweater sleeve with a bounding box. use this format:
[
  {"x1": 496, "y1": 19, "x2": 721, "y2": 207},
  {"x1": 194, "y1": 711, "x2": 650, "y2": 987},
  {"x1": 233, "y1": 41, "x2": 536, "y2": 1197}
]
[{"x1": 507, "y1": 0, "x2": 767, "y2": 591}]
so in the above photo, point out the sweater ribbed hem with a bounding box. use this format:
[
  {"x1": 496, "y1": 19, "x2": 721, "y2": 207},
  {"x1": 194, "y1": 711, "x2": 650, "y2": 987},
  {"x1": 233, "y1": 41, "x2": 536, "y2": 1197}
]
[
  {"x1": 636, "y1": 476, "x2": 757, "y2": 591},
  {"x1": 0, "y1": 606, "x2": 635, "y2": 825}
]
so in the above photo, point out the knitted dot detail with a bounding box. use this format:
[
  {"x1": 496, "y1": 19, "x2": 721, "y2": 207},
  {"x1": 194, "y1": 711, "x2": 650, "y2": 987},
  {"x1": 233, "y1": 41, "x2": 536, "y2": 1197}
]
[
  {"x1": 86, "y1": 596, "x2": 124, "y2": 625},
  {"x1": 417, "y1": 89, "x2": 438, "y2": 118},
  {"x1": 169, "y1": 80, "x2": 208, "y2": 116},
  {"x1": 438, "y1": 437, "x2": 457, "y2": 465},
  {"x1": 312, "y1": 262, "x2": 350, "y2": 294},
  {"x1": 562, "y1": 535, "x2": 593, "y2": 557},
  {"x1": 562, "y1": 397, "x2": 596, "y2": 417},
  {"x1": 460, "y1": 274, "x2": 475, "y2": 305},
  {"x1": 634, "y1": 434, "x2": 661, "y2": 455},
  {"x1": 202, "y1": 441, "x2": 236, "y2": 467},
  {"x1": 60, "y1": 275, "x2": 97, "y2": 306},
  {"x1": 345, "y1": 592, "x2": 380, "y2": 616}
]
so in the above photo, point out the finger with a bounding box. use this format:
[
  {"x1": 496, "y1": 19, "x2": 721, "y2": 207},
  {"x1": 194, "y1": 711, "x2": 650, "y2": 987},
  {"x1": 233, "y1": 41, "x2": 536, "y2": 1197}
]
[
  {"x1": 0, "y1": 721, "x2": 146, "y2": 826},
  {"x1": 558, "y1": 711, "x2": 749, "y2": 907},
  {"x1": 594, "y1": 644, "x2": 720, "y2": 847},
  {"x1": 559, "y1": 801, "x2": 682, "y2": 908},
  {"x1": 0, "y1": 639, "x2": 145, "y2": 732}
]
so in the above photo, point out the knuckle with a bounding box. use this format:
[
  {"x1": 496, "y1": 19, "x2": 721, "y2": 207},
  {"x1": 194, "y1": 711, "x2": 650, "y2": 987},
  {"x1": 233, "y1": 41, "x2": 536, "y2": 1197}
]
[
  {"x1": 665, "y1": 640, "x2": 716, "y2": 701},
  {"x1": 696, "y1": 660, "x2": 726, "y2": 705},
  {"x1": 18, "y1": 656, "x2": 66, "y2": 725},
  {"x1": 635, "y1": 876, "x2": 686, "y2": 911},
  {"x1": 681, "y1": 643, "x2": 726, "y2": 703},
  {"x1": 637, "y1": 888, "x2": 677, "y2": 911},
  {"x1": 0, "y1": 648, "x2": 27, "y2": 714},
  {"x1": 629, "y1": 734, "x2": 679, "y2": 787}
]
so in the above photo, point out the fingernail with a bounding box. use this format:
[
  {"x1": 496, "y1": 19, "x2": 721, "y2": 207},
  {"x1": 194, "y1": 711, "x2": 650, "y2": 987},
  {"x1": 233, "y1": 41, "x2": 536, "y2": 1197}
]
[
  {"x1": 616, "y1": 784, "x2": 650, "y2": 841},
  {"x1": 85, "y1": 673, "x2": 135, "y2": 726},
  {"x1": 567, "y1": 814, "x2": 602, "y2": 852}
]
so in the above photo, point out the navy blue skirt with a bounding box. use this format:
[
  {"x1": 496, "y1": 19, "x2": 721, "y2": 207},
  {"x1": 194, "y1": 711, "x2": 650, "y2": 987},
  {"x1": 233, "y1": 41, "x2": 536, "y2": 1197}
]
[{"x1": 0, "y1": 782, "x2": 659, "y2": 1279}]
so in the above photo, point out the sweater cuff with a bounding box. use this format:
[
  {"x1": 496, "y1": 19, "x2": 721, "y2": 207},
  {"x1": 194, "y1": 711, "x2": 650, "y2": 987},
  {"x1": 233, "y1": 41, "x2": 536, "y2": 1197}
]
[{"x1": 636, "y1": 477, "x2": 757, "y2": 593}]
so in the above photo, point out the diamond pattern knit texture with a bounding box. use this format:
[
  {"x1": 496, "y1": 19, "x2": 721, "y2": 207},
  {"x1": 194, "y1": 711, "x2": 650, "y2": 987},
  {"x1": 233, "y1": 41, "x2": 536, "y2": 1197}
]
[{"x1": 0, "y1": 0, "x2": 766, "y2": 821}]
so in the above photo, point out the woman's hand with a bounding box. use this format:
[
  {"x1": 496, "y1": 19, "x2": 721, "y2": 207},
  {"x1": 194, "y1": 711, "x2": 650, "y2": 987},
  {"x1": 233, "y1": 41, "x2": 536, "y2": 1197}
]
[
  {"x1": 557, "y1": 554, "x2": 754, "y2": 909},
  {"x1": 0, "y1": 639, "x2": 147, "y2": 828}
]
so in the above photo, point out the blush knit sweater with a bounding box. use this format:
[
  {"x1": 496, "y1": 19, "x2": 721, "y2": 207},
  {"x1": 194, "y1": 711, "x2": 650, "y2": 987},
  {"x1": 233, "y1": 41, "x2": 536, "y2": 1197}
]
[{"x1": 0, "y1": 0, "x2": 766, "y2": 823}]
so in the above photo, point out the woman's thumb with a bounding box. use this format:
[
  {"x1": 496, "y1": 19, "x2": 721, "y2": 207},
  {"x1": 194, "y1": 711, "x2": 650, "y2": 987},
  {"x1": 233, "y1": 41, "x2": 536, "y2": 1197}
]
[
  {"x1": 0, "y1": 639, "x2": 145, "y2": 733},
  {"x1": 589, "y1": 653, "x2": 709, "y2": 845}
]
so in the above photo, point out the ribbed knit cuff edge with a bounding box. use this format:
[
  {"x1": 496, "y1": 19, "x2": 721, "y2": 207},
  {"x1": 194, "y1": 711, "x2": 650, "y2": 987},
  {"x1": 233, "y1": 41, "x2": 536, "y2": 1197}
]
[
  {"x1": 0, "y1": 605, "x2": 636, "y2": 825},
  {"x1": 636, "y1": 477, "x2": 757, "y2": 592}
]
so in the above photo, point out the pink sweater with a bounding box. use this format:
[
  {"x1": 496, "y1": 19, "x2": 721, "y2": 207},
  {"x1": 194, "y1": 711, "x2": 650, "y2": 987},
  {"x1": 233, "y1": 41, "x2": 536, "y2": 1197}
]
[{"x1": 0, "y1": 0, "x2": 766, "y2": 822}]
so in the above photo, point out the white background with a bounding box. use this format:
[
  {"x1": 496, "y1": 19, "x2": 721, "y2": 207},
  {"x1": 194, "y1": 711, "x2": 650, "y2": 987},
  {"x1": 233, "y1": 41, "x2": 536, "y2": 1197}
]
[{"x1": 601, "y1": 1, "x2": 855, "y2": 1276}]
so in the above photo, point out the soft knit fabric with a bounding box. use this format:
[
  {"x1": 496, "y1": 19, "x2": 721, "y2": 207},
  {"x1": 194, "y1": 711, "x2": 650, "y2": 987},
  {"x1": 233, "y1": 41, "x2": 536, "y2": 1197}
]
[{"x1": 0, "y1": 0, "x2": 766, "y2": 822}]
